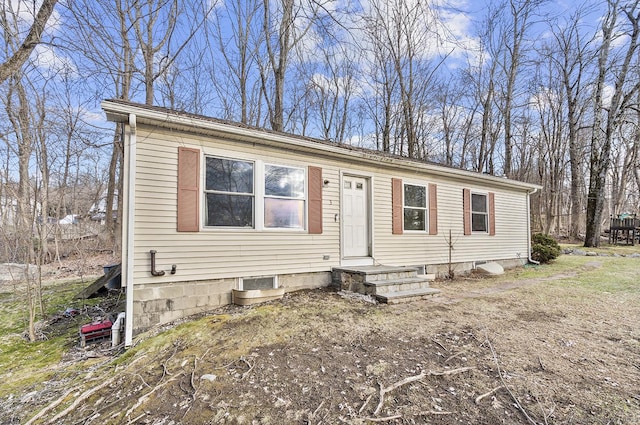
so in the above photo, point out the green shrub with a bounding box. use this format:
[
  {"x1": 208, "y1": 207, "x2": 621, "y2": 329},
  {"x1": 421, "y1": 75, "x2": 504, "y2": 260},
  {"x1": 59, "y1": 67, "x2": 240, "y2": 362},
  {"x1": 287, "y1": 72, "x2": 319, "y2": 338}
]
[{"x1": 531, "y1": 233, "x2": 561, "y2": 264}]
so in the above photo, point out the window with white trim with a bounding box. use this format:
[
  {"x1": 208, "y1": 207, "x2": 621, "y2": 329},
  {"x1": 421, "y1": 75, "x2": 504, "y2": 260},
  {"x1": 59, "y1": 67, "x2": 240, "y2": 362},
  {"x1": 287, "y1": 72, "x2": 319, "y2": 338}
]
[
  {"x1": 403, "y1": 184, "x2": 427, "y2": 231},
  {"x1": 204, "y1": 157, "x2": 306, "y2": 229},
  {"x1": 264, "y1": 165, "x2": 305, "y2": 229},
  {"x1": 471, "y1": 192, "x2": 488, "y2": 232},
  {"x1": 205, "y1": 157, "x2": 254, "y2": 227}
]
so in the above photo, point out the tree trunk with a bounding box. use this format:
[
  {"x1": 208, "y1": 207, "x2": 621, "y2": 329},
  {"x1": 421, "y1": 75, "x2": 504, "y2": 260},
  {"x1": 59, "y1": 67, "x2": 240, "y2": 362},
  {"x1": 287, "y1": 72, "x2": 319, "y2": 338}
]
[
  {"x1": 0, "y1": 0, "x2": 58, "y2": 83},
  {"x1": 585, "y1": 0, "x2": 640, "y2": 247},
  {"x1": 10, "y1": 77, "x2": 37, "y2": 341},
  {"x1": 104, "y1": 129, "x2": 121, "y2": 248}
]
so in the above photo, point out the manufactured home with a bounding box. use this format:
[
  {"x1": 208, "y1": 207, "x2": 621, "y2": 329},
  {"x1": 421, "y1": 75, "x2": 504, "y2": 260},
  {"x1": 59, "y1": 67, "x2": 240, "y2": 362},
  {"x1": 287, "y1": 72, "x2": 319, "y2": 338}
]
[{"x1": 102, "y1": 100, "x2": 541, "y2": 346}]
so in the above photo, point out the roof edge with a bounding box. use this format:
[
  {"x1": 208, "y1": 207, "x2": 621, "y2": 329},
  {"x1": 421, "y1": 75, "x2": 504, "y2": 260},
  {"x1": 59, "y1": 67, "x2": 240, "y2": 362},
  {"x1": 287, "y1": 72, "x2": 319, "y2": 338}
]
[{"x1": 101, "y1": 99, "x2": 542, "y2": 192}]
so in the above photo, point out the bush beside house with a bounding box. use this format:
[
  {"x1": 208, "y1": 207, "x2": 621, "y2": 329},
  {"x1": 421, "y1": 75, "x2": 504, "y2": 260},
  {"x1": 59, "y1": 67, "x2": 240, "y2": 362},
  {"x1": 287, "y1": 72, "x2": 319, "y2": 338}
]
[{"x1": 531, "y1": 233, "x2": 561, "y2": 264}]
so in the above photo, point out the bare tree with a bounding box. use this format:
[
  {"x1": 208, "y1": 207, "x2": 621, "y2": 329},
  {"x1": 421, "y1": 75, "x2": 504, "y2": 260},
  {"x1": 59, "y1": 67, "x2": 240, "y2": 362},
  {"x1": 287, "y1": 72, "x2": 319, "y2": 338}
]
[
  {"x1": 530, "y1": 66, "x2": 568, "y2": 234},
  {"x1": 585, "y1": 0, "x2": 640, "y2": 247},
  {"x1": 498, "y1": 0, "x2": 543, "y2": 177},
  {"x1": 609, "y1": 121, "x2": 637, "y2": 214},
  {"x1": 66, "y1": 0, "x2": 213, "y2": 249},
  {"x1": 66, "y1": 0, "x2": 135, "y2": 249},
  {"x1": 548, "y1": 9, "x2": 595, "y2": 238},
  {"x1": 304, "y1": 42, "x2": 358, "y2": 143},
  {"x1": 433, "y1": 83, "x2": 467, "y2": 166},
  {"x1": 363, "y1": 16, "x2": 398, "y2": 153},
  {"x1": 361, "y1": 0, "x2": 447, "y2": 158},
  {"x1": 259, "y1": 0, "x2": 319, "y2": 132},
  {"x1": 1, "y1": 73, "x2": 39, "y2": 341},
  {"x1": 207, "y1": 0, "x2": 263, "y2": 124},
  {"x1": 633, "y1": 91, "x2": 640, "y2": 203},
  {"x1": 0, "y1": 0, "x2": 57, "y2": 83},
  {"x1": 466, "y1": 7, "x2": 503, "y2": 174}
]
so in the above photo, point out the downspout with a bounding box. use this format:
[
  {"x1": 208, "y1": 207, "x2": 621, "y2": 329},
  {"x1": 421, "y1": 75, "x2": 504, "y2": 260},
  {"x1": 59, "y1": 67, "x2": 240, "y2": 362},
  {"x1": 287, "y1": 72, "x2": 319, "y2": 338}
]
[
  {"x1": 123, "y1": 114, "x2": 137, "y2": 347},
  {"x1": 526, "y1": 187, "x2": 540, "y2": 265}
]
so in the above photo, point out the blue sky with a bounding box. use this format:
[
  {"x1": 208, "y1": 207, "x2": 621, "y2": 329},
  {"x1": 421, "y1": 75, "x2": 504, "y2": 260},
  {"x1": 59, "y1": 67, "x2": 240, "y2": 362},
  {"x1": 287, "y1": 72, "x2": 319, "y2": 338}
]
[{"x1": 0, "y1": 0, "x2": 620, "y2": 178}]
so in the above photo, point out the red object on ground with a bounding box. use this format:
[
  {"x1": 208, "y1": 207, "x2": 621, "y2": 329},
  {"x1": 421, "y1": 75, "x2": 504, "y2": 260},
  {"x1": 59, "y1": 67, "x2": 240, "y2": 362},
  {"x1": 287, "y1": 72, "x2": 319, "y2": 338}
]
[{"x1": 79, "y1": 320, "x2": 112, "y2": 347}]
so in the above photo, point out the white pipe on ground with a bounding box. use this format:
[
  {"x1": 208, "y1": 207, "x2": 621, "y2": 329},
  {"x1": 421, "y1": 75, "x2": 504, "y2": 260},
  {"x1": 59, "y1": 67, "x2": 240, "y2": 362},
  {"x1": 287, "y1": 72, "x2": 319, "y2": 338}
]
[{"x1": 111, "y1": 312, "x2": 126, "y2": 347}]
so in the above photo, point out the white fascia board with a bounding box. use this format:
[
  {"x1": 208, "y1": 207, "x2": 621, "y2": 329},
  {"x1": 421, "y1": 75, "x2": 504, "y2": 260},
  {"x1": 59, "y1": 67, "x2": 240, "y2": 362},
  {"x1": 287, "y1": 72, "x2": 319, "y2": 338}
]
[{"x1": 101, "y1": 100, "x2": 542, "y2": 193}]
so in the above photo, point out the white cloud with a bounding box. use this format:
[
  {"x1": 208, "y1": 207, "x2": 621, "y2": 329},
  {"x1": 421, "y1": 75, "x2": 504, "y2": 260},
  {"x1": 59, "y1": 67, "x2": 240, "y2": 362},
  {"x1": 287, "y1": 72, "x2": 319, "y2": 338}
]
[
  {"x1": 0, "y1": 1, "x2": 68, "y2": 76},
  {"x1": 433, "y1": 0, "x2": 482, "y2": 66},
  {"x1": 81, "y1": 108, "x2": 105, "y2": 123},
  {"x1": 32, "y1": 44, "x2": 78, "y2": 77},
  {"x1": 355, "y1": 0, "x2": 481, "y2": 64},
  {"x1": 310, "y1": 73, "x2": 344, "y2": 96},
  {"x1": 347, "y1": 132, "x2": 377, "y2": 150},
  {"x1": 4, "y1": 0, "x2": 63, "y2": 35},
  {"x1": 529, "y1": 86, "x2": 559, "y2": 111}
]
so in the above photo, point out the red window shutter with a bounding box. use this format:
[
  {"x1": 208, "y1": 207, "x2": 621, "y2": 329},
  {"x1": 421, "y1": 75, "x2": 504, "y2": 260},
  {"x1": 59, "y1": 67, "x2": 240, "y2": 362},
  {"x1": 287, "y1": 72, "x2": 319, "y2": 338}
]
[
  {"x1": 463, "y1": 188, "x2": 471, "y2": 235},
  {"x1": 489, "y1": 192, "x2": 496, "y2": 236},
  {"x1": 428, "y1": 183, "x2": 438, "y2": 235},
  {"x1": 308, "y1": 166, "x2": 323, "y2": 234},
  {"x1": 177, "y1": 147, "x2": 200, "y2": 232},
  {"x1": 392, "y1": 178, "x2": 403, "y2": 234}
]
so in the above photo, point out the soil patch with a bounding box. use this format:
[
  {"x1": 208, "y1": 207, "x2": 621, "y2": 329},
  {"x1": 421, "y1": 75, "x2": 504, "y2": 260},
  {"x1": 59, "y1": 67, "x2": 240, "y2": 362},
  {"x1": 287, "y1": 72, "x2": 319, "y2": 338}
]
[{"x1": 3, "y1": 259, "x2": 640, "y2": 425}]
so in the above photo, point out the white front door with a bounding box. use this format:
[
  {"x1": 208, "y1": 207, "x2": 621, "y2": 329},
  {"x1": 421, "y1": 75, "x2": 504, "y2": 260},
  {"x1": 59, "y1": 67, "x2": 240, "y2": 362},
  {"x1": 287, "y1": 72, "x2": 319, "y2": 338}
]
[{"x1": 342, "y1": 176, "x2": 370, "y2": 258}]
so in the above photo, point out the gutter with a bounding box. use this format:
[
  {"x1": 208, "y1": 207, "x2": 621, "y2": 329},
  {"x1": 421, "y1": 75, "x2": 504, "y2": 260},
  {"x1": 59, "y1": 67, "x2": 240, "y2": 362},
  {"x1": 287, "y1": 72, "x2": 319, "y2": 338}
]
[
  {"x1": 123, "y1": 114, "x2": 137, "y2": 347},
  {"x1": 526, "y1": 187, "x2": 540, "y2": 265}
]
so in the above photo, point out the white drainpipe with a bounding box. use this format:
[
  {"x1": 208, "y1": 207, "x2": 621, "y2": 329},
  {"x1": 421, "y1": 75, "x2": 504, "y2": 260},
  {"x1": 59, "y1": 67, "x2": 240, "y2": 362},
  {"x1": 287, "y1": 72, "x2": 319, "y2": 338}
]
[
  {"x1": 527, "y1": 187, "x2": 540, "y2": 265},
  {"x1": 123, "y1": 114, "x2": 137, "y2": 347},
  {"x1": 111, "y1": 312, "x2": 127, "y2": 347}
]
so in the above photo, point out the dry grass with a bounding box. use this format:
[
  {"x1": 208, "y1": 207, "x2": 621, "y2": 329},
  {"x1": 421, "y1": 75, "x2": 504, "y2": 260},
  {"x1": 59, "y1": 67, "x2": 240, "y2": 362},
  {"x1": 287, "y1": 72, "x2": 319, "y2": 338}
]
[{"x1": 2, "y1": 253, "x2": 640, "y2": 424}]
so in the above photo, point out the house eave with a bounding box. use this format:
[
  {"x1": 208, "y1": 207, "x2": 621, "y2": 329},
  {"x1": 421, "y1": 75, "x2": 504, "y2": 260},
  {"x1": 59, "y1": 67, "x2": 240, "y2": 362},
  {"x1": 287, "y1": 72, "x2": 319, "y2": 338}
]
[{"x1": 101, "y1": 100, "x2": 542, "y2": 192}]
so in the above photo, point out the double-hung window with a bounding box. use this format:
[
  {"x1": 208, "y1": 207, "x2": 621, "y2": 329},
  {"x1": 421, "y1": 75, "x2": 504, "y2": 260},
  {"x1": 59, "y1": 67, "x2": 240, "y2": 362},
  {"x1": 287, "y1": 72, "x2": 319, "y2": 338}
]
[
  {"x1": 471, "y1": 193, "x2": 488, "y2": 232},
  {"x1": 204, "y1": 157, "x2": 254, "y2": 227},
  {"x1": 403, "y1": 184, "x2": 427, "y2": 231},
  {"x1": 264, "y1": 165, "x2": 305, "y2": 229},
  {"x1": 204, "y1": 156, "x2": 306, "y2": 230}
]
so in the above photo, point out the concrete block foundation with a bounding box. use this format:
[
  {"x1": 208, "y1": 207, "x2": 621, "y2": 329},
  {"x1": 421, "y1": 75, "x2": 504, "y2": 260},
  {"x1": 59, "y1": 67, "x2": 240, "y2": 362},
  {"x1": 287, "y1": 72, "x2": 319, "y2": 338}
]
[
  {"x1": 426, "y1": 258, "x2": 525, "y2": 279},
  {"x1": 132, "y1": 271, "x2": 332, "y2": 332}
]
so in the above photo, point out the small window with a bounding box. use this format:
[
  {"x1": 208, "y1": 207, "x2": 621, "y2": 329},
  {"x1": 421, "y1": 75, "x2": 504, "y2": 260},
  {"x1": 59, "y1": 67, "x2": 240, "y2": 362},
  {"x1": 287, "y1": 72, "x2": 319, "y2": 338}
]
[
  {"x1": 471, "y1": 193, "x2": 488, "y2": 232},
  {"x1": 205, "y1": 157, "x2": 254, "y2": 227},
  {"x1": 403, "y1": 184, "x2": 427, "y2": 231},
  {"x1": 240, "y1": 276, "x2": 277, "y2": 290},
  {"x1": 264, "y1": 165, "x2": 305, "y2": 229}
]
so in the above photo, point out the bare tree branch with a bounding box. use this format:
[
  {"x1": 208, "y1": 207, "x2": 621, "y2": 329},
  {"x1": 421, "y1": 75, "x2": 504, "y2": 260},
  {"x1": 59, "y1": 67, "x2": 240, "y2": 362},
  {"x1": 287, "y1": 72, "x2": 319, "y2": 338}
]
[{"x1": 0, "y1": 0, "x2": 58, "y2": 84}]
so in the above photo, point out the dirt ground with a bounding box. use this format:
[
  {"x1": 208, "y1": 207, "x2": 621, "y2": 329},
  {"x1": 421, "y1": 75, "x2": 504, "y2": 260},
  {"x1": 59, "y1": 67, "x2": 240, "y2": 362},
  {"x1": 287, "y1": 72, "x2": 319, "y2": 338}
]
[
  {"x1": 0, "y1": 253, "x2": 119, "y2": 287},
  {"x1": 2, "y1": 256, "x2": 640, "y2": 425}
]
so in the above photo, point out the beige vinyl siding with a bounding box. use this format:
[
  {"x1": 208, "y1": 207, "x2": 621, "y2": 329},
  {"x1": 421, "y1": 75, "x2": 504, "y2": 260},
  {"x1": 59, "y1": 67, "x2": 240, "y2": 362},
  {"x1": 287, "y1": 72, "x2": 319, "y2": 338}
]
[
  {"x1": 131, "y1": 124, "x2": 531, "y2": 286},
  {"x1": 132, "y1": 126, "x2": 342, "y2": 285},
  {"x1": 372, "y1": 175, "x2": 529, "y2": 266}
]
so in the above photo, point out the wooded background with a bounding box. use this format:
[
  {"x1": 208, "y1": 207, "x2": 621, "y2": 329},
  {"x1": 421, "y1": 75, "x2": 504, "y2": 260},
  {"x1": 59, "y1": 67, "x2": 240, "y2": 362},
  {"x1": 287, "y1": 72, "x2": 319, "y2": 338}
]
[{"x1": 2, "y1": 0, "x2": 640, "y2": 270}]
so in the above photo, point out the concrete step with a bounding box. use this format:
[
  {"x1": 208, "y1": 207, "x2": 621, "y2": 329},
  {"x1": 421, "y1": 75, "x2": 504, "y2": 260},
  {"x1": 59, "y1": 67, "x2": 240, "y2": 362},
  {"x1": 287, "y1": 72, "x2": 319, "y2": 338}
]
[
  {"x1": 364, "y1": 276, "x2": 435, "y2": 295},
  {"x1": 366, "y1": 269, "x2": 420, "y2": 281},
  {"x1": 375, "y1": 287, "x2": 441, "y2": 304},
  {"x1": 333, "y1": 265, "x2": 420, "y2": 283}
]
